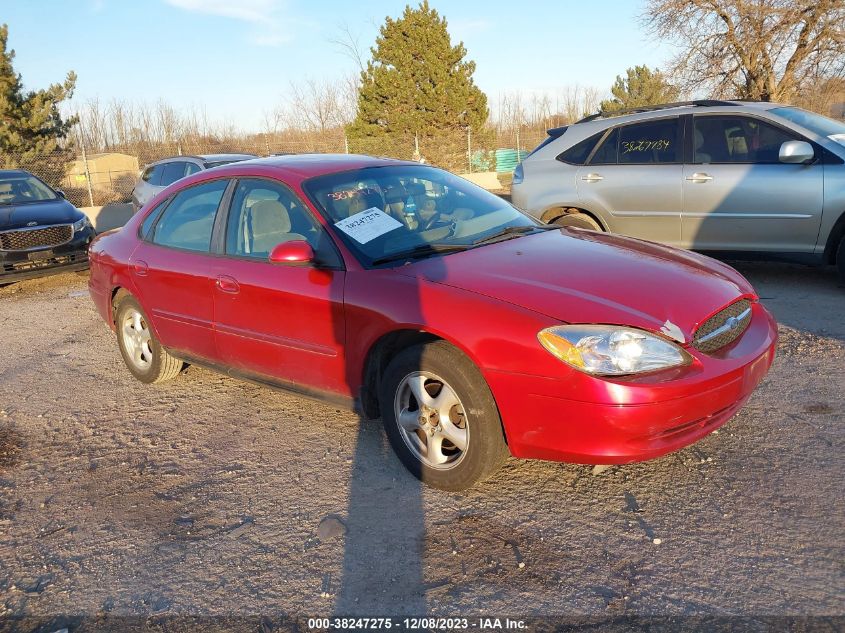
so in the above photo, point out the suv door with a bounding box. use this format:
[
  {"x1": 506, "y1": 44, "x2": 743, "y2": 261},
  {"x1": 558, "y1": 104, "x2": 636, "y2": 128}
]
[
  {"x1": 129, "y1": 178, "x2": 231, "y2": 362},
  {"x1": 211, "y1": 178, "x2": 349, "y2": 396},
  {"x1": 576, "y1": 117, "x2": 683, "y2": 245},
  {"x1": 681, "y1": 114, "x2": 824, "y2": 251}
]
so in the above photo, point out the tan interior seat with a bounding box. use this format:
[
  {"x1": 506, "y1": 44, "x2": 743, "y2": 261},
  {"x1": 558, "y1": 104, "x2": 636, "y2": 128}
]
[{"x1": 248, "y1": 199, "x2": 305, "y2": 254}]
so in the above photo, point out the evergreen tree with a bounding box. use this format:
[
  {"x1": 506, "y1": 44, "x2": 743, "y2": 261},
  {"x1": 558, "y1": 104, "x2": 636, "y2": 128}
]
[
  {"x1": 600, "y1": 65, "x2": 679, "y2": 113},
  {"x1": 347, "y1": 1, "x2": 489, "y2": 169},
  {"x1": 0, "y1": 24, "x2": 78, "y2": 182}
]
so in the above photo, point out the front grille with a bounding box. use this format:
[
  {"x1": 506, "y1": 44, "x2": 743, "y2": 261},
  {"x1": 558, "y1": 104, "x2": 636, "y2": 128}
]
[
  {"x1": 0, "y1": 224, "x2": 73, "y2": 251},
  {"x1": 693, "y1": 299, "x2": 752, "y2": 354}
]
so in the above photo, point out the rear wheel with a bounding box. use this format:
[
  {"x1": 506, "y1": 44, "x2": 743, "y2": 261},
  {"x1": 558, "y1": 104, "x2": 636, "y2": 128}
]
[
  {"x1": 553, "y1": 212, "x2": 602, "y2": 231},
  {"x1": 837, "y1": 236, "x2": 845, "y2": 285},
  {"x1": 379, "y1": 341, "x2": 509, "y2": 491},
  {"x1": 115, "y1": 295, "x2": 184, "y2": 384}
]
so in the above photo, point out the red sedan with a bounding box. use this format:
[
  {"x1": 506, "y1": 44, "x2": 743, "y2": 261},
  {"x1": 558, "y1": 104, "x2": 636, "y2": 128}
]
[{"x1": 88, "y1": 155, "x2": 777, "y2": 490}]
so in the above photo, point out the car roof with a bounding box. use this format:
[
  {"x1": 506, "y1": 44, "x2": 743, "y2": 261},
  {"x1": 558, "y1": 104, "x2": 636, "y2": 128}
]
[
  {"x1": 197, "y1": 153, "x2": 258, "y2": 161},
  {"x1": 573, "y1": 100, "x2": 782, "y2": 130},
  {"x1": 156, "y1": 154, "x2": 422, "y2": 194},
  {"x1": 215, "y1": 153, "x2": 419, "y2": 178},
  {"x1": 147, "y1": 153, "x2": 258, "y2": 166},
  {"x1": 0, "y1": 169, "x2": 33, "y2": 177}
]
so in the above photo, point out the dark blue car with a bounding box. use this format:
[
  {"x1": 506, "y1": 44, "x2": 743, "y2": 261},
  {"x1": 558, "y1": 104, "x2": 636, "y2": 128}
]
[{"x1": 0, "y1": 169, "x2": 96, "y2": 284}]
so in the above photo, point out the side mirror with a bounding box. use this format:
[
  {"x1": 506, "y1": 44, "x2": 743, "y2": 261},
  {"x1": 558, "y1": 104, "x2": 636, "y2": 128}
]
[
  {"x1": 55, "y1": 189, "x2": 66, "y2": 199},
  {"x1": 268, "y1": 240, "x2": 315, "y2": 265},
  {"x1": 779, "y1": 140, "x2": 815, "y2": 164}
]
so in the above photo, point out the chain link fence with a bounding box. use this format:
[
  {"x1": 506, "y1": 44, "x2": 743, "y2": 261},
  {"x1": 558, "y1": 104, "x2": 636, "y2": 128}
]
[{"x1": 1, "y1": 125, "x2": 552, "y2": 208}]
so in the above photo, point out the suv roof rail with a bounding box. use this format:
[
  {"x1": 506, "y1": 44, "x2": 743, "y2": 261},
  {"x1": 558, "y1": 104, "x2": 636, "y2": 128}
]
[{"x1": 576, "y1": 99, "x2": 740, "y2": 123}]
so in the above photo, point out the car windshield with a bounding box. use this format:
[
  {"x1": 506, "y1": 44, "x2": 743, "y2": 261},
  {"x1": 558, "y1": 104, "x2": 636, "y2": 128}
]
[
  {"x1": 771, "y1": 107, "x2": 845, "y2": 142},
  {"x1": 0, "y1": 173, "x2": 58, "y2": 205},
  {"x1": 302, "y1": 165, "x2": 542, "y2": 266}
]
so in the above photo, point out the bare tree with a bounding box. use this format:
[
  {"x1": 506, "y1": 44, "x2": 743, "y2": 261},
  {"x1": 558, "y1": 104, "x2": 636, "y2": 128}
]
[
  {"x1": 645, "y1": 0, "x2": 845, "y2": 102},
  {"x1": 329, "y1": 23, "x2": 368, "y2": 74}
]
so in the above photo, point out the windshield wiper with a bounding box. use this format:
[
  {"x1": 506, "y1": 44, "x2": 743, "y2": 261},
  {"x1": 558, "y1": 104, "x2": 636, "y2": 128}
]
[
  {"x1": 371, "y1": 243, "x2": 470, "y2": 266},
  {"x1": 472, "y1": 225, "x2": 538, "y2": 246}
]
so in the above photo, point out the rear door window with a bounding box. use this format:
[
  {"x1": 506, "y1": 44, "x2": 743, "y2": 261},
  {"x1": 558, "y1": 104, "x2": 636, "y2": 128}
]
[
  {"x1": 618, "y1": 118, "x2": 680, "y2": 164},
  {"x1": 160, "y1": 161, "x2": 189, "y2": 186},
  {"x1": 142, "y1": 164, "x2": 165, "y2": 185},
  {"x1": 589, "y1": 128, "x2": 620, "y2": 165},
  {"x1": 151, "y1": 179, "x2": 229, "y2": 252}
]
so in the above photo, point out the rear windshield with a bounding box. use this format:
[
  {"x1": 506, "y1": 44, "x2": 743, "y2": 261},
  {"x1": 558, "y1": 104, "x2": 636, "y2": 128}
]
[{"x1": 0, "y1": 173, "x2": 58, "y2": 205}]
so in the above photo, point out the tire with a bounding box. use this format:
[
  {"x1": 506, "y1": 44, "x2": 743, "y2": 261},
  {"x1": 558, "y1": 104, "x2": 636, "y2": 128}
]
[
  {"x1": 115, "y1": 295, "x2": 184, "y2": 384},
  {"x1": 837, "y1": 236, "x2": 845, "y2": 286},
  {"x1": 553, "y1": 212, "x2": 602, "y2": 231},
  {"x1": 379, "y1": 341, "x2": 509, "y2": 491}
]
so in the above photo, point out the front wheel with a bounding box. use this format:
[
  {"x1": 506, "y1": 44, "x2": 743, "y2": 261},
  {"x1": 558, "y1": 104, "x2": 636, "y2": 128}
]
[
  {"x1": 380, "y1": 342, "x2": 509, "y2": 491},
  {"x1": 115, "y1": 295, "x2": 184, "y2": 384},
  {"x1": 837, "y1": 236, "x2": 845, "y2": 285},
  {"x1": 553, "y1": 212, "x2": 602, "y2": 231}
]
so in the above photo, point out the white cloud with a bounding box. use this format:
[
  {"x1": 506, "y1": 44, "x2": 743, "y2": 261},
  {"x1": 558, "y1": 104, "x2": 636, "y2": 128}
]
[
  {"x1": 165, "y1": 0, "x2": 279, "y2": 22},
  {"x1": 165, "y1": 0, "x2": 293, "y2": 46}
]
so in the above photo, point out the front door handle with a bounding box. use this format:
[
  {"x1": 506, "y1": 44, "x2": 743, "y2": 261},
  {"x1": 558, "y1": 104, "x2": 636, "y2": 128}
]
[
  {"x1": 216, "y1": 275, "x2": 240, "y2": 294},
  {"x1": 580, "y1": 173, "x2": 604, "y2": 183},
  {"x1": 686, "y1": 172, "x2": 713, "y2": 183},
  {"x1": 132, "y1": 260, "x2": 149, "y2": 276}
]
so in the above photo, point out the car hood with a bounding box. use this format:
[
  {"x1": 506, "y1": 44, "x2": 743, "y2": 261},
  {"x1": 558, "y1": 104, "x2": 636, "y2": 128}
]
[
  {"x1": 0, "y1": 199, "x2": 82, "y2": 231},
  {"x1": 397, "y1": 228, "x2": 754, "y2": 343}
]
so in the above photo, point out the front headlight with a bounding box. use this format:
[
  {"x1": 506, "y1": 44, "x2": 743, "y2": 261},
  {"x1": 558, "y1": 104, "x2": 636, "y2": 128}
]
[
  {"x1": 73, "y1": 216, "x2": 92, "y2": 233},
  {"x1": 538, "y1": 325, "x2": 692, "y2": 376}
]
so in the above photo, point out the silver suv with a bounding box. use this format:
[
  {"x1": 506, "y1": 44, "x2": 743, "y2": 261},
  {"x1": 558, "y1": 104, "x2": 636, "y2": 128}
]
[
  {"x1": 511, "y1": 100, "x2": 845, "y2": 282},
  {"x1": 131, "y1": 153, "x2": 257, "y2": 212}
]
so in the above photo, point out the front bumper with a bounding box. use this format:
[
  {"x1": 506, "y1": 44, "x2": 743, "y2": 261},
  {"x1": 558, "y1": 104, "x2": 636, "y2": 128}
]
[
  {"x1": 0, "y1": 227, "x2": 95, "y2": 283},
  {"x1": 487, "y1": 302, "x2": 778, "y2": 464}
]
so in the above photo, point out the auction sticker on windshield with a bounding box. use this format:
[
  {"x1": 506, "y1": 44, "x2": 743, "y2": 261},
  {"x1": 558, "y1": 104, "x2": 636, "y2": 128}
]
[{"x1": 335, "y1": 207, "x2": 403, "y2": 244}]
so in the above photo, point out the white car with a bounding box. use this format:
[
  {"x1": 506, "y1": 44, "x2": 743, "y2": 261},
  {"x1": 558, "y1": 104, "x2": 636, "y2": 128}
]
[{"x1": 131, "y1": 153, "x2": 257, "y2": 212}]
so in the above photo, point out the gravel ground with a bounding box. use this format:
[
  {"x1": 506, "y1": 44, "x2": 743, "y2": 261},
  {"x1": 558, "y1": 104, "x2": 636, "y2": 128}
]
[{"x1": 0, "y1": 262, "x2": 843, "y2": 632}]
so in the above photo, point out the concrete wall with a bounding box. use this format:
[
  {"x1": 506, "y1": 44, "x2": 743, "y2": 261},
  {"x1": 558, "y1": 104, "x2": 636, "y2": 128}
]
[{"x1": 80, "y1": 203, "x2": 134, "y2": 233}]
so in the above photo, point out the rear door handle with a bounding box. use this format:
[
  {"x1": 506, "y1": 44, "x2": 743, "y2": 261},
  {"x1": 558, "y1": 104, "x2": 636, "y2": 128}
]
[
  {"x1": 686, "y1": 172, "x2": 713, "y2": 183},
  {"x1": 132, "y1": 260, "x2": 149, "y2": 276},
  {"x1": 216, "y1": 275, "x2": 240, "y2": 294},
  {"x1": 580, "y1": 173, "x2": 604, "y2": 183}
]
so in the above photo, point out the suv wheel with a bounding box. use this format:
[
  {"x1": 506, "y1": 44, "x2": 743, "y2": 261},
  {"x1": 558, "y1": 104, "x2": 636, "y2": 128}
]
[
  {"x1": 379, "y1": 341, "x2": 509, "y2": 491},
  {"x1": 837, "y1": 235, "x2": 845, "y2": 285},
  {"x1": 553, "y1": 212, "x2": 602, "y2": 231}
]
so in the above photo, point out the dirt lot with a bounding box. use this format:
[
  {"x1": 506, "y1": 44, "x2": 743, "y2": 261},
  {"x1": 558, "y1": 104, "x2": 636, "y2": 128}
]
[{"x1": 0, "y1": 262, "x2": 843, "y2": 631}]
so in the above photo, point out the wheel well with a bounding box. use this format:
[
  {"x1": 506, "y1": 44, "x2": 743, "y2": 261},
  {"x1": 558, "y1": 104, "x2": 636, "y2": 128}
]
[
  {"x1": 111, "y1": 287, "x2": 129, "y2": 325},
  {"x1": 540, "y1": 206, "x2": 605, "y2": 230},
  {"x1": 360, "y1": 330, "x2": 444, "y2": 419},
  {"x1": 823, "y1": 211, "x2": 845, "y2": 265}
]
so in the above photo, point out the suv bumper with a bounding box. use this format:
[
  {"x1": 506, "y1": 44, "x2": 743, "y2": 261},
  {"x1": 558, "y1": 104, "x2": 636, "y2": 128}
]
[{"x1": 0, "y1": 227, "x2": 95, "y2": 283}]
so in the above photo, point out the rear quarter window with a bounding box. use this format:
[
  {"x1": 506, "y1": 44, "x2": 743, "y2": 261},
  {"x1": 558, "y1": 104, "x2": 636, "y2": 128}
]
[{"x1": 557, "y1": 131, "x2": 605, "y2": 165}]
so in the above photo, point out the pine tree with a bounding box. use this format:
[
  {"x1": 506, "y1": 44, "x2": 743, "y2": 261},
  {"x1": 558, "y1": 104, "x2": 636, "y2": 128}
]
[
  {"x1": 347, "y1": 1, "x2": 489, "y2": 170},
  {"x1": 600, "y1": 65, "x2": 679, "y2": 113},
  {"x1": 0, "y1": 24, "x2": 78, "y2": 183}
]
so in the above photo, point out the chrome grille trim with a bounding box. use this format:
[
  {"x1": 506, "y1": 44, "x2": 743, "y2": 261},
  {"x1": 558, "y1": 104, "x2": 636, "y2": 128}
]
[{"x1": 693, "y1": 299, "x2": 753, "y2": 354}]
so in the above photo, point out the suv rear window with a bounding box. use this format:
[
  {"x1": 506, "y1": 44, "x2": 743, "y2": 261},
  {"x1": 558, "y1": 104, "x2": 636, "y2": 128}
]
[{"x1": 557, "y1": 131, "x2": 604, "y2": 165}]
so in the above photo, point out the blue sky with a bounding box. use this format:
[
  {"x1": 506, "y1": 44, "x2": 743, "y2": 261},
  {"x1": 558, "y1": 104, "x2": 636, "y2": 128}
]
[{"x1": 4, "y1": 0, "x2": 675, "y2": 131}]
